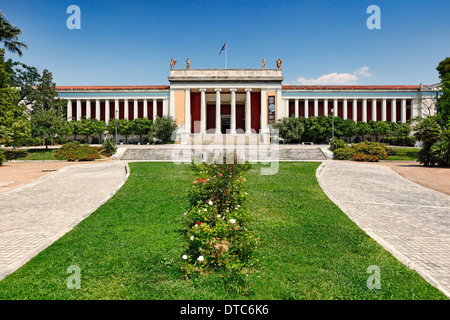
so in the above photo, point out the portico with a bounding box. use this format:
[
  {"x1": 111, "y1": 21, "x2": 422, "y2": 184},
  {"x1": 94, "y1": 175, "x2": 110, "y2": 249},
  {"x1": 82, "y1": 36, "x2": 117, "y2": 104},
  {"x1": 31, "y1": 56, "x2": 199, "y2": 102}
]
[{"x1": 168, "y1": 69, "x2": 283, "y2": 136}]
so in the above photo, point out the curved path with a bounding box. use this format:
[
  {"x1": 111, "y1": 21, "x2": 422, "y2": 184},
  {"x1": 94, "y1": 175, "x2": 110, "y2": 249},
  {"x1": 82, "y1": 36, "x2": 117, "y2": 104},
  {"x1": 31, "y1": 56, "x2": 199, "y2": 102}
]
[
  {"x1": 0, "y1": 161, "x2": 129, "y2": 280},
  {"x1": 317, "y1": 160, "x2": 450, "y2": 298}
]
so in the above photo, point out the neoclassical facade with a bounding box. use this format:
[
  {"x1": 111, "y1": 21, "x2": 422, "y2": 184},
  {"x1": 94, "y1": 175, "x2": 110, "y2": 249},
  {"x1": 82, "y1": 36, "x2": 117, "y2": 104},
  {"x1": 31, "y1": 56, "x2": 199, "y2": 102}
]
[{"x1": 57, "y1": 68, "x2": 438, "y2": 136}]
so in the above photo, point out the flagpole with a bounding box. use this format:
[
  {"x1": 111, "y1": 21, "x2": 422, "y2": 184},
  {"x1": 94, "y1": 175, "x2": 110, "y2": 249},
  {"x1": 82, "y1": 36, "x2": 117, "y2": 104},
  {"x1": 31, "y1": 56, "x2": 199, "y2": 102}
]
[{"x1": 225, "y1": 44, "x2": 227, "y2": 69}]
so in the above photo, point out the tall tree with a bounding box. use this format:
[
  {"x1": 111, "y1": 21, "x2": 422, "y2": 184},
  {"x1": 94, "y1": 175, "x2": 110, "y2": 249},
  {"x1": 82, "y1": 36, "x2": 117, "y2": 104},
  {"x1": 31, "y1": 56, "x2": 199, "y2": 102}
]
[
  {"x1": 29, "y1": 69, "x2": 68, "y2": 147},
  {"x1": 0, "y1": 12, "x2": 27, "y2": 56},
  {"x1": 436, "y1": 57, "x2": 450, "y2": 128},
  {"x1": 0, "y1": 49, "x2": 30, "y2": 146}
]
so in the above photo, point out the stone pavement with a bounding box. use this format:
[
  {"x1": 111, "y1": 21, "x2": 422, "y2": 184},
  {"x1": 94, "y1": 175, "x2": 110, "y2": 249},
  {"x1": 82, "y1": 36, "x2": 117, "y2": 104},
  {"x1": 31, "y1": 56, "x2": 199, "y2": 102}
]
[
  {"x1": 317, "y1": 160, "x2": 450, "y2": 298},
  {"x1": 0, "y1": 161, "x2": 129, "y2": 280}
]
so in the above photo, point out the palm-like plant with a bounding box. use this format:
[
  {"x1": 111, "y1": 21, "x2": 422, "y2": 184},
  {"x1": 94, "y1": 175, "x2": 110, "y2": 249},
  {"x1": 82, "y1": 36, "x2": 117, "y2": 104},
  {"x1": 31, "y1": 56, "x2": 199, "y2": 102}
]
[{"x1": 0, "y1": 12, "x2": 27, "y2": 56}]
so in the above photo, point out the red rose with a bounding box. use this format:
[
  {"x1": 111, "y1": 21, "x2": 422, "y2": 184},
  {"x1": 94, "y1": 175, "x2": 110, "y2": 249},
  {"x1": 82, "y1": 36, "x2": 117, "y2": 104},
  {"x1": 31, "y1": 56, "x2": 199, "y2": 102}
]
[{"x1": 197, "y1": 222, "x2": 201, "y2": 225}]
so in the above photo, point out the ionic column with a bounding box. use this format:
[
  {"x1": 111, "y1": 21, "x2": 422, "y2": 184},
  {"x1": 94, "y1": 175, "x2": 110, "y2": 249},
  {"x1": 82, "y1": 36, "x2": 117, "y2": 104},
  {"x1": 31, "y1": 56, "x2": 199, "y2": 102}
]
[
  {"x1": 245, "y1": 88, "x2": 252, "y2": 134},
  {"x1": 134, "y1": 99, "x2": 138, "y2": 120},
  {"x1": 215, "y1": 88, "x2": 222, "y2": 134},
  {"x1": 67, "y1": 100, "x2": 72, "y2": 121},
  {"x1": 314, "y1": 99, "x2": 318, "y2": 117},
  {"x1": 294, "y1": 99, "x2": 299, "y2": 118},
  {"x1": 153, "y1": 99, "x2": 157, "y2": 120},
  {"x1": 324, "y1": 99, "x2": 328, "y2": 116},
  {"x1": 401, "y1": 99, "x2": 407, "y2": 123},
  {"x1": 163, "y1": 98, "x2": 169, "y2": 117},
  {"x1": 230, "y1": 88, "x2": 237, "y2": 134},
  {"x1": 304, "y1": 99, "x2": 309, "y2": 118},
  {"x1": 343, "y1": 99, "x2": 348, "y2": 120},
  {"x1": 391, "y1": 99, "x2": 397, "y2": 123},
  {"x1": 95, "y1": 99, "x2": 100, "y2": 120},
  {"x1": 76, "y1": 99, "x2": 81, "y2": 120},
  {"x1": 114, "y1": 99, "x2": 119, "y2": 121},
  {"x1": 86, "y1": 100, "x2": 91, "y2": 119},
  {"x1": 372, "y1": 99, "x2": 377, "y2": 122},
  {"x1": 352, "y1": 99, "x2": 358, "y2": 122},
  {"x1": 185, "y1": 90, "x2": 191, "y2": 133},
  {"x1": 200, "y1": 88, "x2": 207, "y2": 134},
  {"x1": 105, "y1": 99, "x2": 110, "y2": 124},
  {"x1": 362, "y1": 99, "x2": 367, "y2": 122},
  {"x1": 382, "y1": 99, "x2": 387, "y2": 121},
  {"x1": 333, "y1": 99, "x2": 338, "y2": 117},
  {"x1": 143, "y1": 99, "x2": 148, "y2": 118},
  {"x1": 260, "y1": 89, "x2": 267, "y2": 131},
  {"x1": 124, "y1": 99, "x2": 129, "y2": 120},
  {"x1": 285, "y1": 99, "x2": 289, "y2": 117}
]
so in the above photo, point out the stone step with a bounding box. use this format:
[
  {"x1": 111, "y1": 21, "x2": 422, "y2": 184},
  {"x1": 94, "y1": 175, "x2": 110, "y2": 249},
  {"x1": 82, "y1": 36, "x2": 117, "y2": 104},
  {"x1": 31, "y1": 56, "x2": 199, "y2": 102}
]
[{"x1": 120, "y1": 146, "x2": 327, "y2": 161}]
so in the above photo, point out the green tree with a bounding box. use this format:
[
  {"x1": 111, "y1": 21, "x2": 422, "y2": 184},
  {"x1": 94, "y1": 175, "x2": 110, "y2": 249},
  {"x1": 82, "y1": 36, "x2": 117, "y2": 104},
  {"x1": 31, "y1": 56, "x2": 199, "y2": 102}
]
[
  {"x1": 371, "y1": 121, "x2": 391, "y2": 142},
  {"x1": 116, "y1": 119, "x2": 133, "y2": 144},
  {"x1": 413, "y1": 117, "x2": 442, "y2": 166},
  {"x1": 0, "y1": 49, "x2": 30, "y2": 147},
  {"x1": 341, "y1": 119, "x2": 357, "y2": 142},
  {"x1": 0, "y1": 12, "x2": 27, "y2": 56},
  {"x1": 273, "y1": 116, "x2": 304, "y2": 143},
  {"x1": 89, "y1": 118, "x2": 107, "y2": 143},
  {"x1": 436, "y1": 57, "x2": 450, "y2": 128},
  {"x1": 356, "y1": 121, "x2": 373, "y2": 142},
  {"x1": 131, "y1": 117, "x2": 155, "y2": 143},
  {"x1": 154, "y1": 116, "x2": 178, "y2": 143},
  {"x1": 29, "y1": 69, "x2": 68, "y2": 147}
]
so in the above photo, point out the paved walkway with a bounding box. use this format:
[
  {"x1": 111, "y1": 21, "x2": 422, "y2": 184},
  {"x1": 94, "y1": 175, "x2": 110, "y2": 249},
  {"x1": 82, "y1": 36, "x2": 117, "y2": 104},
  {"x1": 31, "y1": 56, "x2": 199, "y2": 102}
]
[
  {"x1": 0, "y1": 161, "x2": 129, "y2": 280},
  {"x1": 317, "y1": 160, "x2": 450, "y2": 298}
]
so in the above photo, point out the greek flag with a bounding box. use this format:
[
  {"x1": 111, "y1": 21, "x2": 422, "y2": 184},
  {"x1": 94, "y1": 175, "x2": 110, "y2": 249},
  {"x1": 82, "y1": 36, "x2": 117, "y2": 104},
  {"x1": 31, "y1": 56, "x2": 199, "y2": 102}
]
[{"x1": 219, "y1": 41, "x2": 227, "y2": 55}]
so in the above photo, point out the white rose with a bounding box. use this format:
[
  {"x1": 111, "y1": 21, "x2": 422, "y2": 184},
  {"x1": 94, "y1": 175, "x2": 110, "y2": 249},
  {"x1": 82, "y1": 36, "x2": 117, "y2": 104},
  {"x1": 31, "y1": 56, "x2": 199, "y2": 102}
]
[
  {"x1": 197, "y1": 255, "x2": 204, "y2": 262},
  {"x1": 208, "y1": 200, "x2": 213, "y2": 205},
  {"x1": 182, "y1": 255, "x2": 187, "y2": 260},
  {"x1": 229, "y1": 219, "x2": 236, "y2": 224},
  {"x1": 190, "y1": 236, "x2": 194, "y2": 240}
]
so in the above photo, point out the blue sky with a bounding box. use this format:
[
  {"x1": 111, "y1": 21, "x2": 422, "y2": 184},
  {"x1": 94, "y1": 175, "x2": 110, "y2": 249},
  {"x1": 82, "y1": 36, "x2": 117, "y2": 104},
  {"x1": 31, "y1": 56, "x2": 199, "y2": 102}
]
[{"x1": 2, "y1": 0, "x2": 449, "y2": 86}]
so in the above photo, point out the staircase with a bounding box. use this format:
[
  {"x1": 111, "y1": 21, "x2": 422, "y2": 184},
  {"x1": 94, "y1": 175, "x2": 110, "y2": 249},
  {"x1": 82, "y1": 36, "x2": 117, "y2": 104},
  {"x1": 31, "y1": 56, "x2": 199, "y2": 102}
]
[{"x1": 120, "y1": 145, "x2": 327, "y2": 161}]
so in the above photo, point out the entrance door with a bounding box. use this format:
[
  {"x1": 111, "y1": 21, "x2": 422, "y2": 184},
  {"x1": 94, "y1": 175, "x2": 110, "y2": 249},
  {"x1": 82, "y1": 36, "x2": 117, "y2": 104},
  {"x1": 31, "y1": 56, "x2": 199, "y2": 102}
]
[{"x1": 221, "y1": 116, "x2": 230, "y2": 134}]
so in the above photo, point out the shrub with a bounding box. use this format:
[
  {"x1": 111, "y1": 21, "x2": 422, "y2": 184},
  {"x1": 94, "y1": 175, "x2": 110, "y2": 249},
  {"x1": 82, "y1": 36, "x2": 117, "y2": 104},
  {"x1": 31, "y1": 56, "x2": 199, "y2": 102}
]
[
  {"x1": 333, "y1": 141, "x2": 388, "y2": 162},
  {"x1": 330, "y1": 138, "x2": 347, "y2": 151},
  {"x1": 333, "y1": 146, "x2": 355, "y2": 160},
  {"x1": 3, "y1": 149, "x2": 28, "y2": 160},
  {"x1": 54, "y1": 141, "x2": 101, "y2": 161},
  {"x1": 0, "y1": 149, "x2": 4, "y2": 165},
  {"x1": 101, "y1": 138, "x2": 117, "y2": 157},
  {"x1": 182, "y1": 152, "x2": 258, "y2": 279}
]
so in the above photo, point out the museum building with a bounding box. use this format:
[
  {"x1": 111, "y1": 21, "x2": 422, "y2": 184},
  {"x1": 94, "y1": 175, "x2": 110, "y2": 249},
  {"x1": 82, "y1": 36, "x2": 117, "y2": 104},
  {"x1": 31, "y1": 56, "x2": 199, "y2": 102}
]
[{"x1": 56, "y1": 64, "x2": 438, "y2": 136}]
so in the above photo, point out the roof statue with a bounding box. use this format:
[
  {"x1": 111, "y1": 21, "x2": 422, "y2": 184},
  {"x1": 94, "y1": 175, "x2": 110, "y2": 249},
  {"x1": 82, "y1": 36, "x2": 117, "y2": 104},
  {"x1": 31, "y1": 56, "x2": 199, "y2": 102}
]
[
  {"x1": 262, "y1": 58, "x2": 266, "y2": 69},
  {"x1": 184, "y1": 58, "x2": 190, "y2": 69},
  {"x1": 276, "y1": 58, "x2": 282, "y2": 69},
  {"x1": 170, "y1": 58, "x2": 177, "y2": 70}
]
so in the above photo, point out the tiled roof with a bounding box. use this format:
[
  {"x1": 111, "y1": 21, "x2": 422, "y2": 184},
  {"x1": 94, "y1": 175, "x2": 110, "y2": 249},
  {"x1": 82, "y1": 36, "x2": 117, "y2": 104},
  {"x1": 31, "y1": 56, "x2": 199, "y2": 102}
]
[
  {"x1": 282, "y1": 85, "x2": 422, "y2": 91},
  {"x1": 55, "y1": 85, "x2": 170, "y2": 91}
]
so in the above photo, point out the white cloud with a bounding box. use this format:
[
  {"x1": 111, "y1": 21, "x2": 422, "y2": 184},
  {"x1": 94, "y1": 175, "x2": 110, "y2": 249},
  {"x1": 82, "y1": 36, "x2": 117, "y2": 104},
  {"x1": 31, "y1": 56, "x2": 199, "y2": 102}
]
[
  {"x1": 295, "y1": 66, "x2": 371, "y2": 85},
  {"x1": 354, "y1": 66, "x2": 371, "y2": 77}
]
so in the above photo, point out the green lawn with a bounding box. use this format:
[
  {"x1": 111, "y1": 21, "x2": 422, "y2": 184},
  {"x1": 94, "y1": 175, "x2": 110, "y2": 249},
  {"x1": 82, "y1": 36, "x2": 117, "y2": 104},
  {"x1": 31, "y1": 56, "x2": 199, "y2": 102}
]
[
  {"x1": 385, "y1": 148, "x2": 420, "y2": 161},
  {"x1": 0, "y1": 162, "x2": 445, "y2": 300}
]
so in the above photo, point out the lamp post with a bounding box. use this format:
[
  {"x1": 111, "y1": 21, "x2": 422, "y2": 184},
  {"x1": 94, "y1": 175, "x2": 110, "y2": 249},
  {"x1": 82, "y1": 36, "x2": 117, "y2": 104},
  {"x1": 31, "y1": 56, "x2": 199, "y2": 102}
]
[
  {"x1": 331, "y1": 108, "x2": 335, "y2": 140},
  {"x1": 115, "y1": 109, "x2": 118, "y2": 148}
]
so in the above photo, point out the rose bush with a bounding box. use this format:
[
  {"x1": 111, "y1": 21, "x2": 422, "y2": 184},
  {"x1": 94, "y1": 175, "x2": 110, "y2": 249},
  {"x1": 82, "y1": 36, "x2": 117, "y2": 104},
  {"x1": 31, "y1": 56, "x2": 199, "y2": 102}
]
[{"x1": 181, "y1": 152, "x2": 258, "y2": 279}]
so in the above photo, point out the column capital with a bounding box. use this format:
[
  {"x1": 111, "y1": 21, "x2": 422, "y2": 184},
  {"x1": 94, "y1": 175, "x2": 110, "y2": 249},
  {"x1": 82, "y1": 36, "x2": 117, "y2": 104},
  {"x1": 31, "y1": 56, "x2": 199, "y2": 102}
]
[
  {"x1": 245, "y1": 88, "x2": 253, "y2": 92},
  {"x1": 199, "y1": 88, "x2": 207, "y2": 92},
  {"x1": 230, "y1": 88, "x2": 237, "y2": 92},
  {"x1": 215, "y1": 88, "x2": 222, "y2": 92}
]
